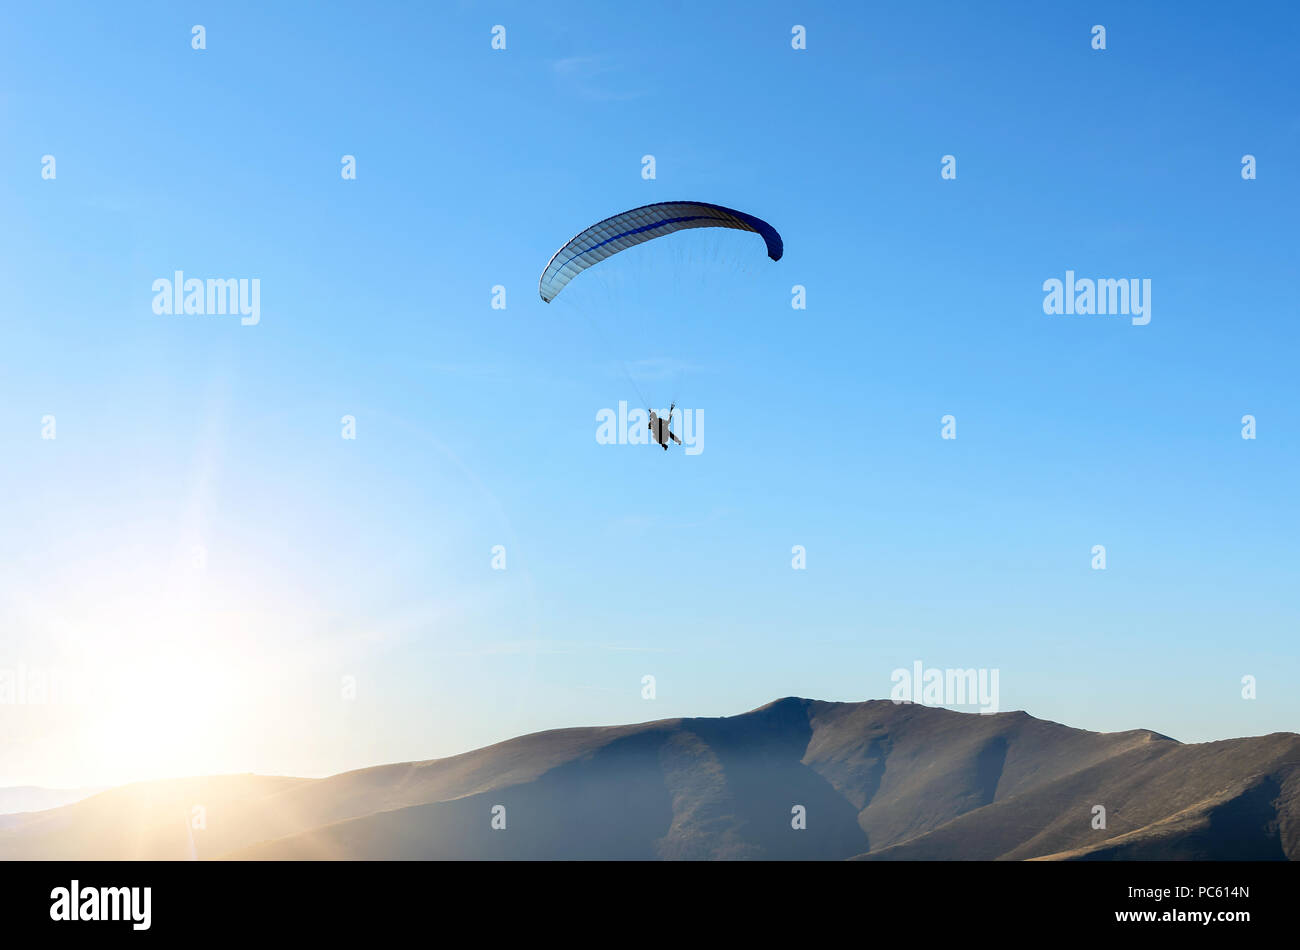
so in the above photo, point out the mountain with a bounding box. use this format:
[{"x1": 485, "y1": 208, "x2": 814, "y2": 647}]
[
  {"x1": 1, "y1": 698, "x2": 1295, "y2": 860},
  {"x1": 0, "y1": 786, "x2": 105, "y2": 818}
]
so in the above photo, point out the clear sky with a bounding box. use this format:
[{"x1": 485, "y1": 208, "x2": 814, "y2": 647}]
[{"x1": 1, "y1": 1, "x2": 1297, "y2": 788}]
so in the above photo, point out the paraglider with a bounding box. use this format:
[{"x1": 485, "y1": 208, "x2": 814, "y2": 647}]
[
  {"x1": 648, "y1": 404, "x2": 681, "y2": 451},
  {"x1": 541, "y1": 200, "x2": 780, "y2": 457},
  {"x1": 538, "y1": 200, "x2": 782, "y2": 303}
]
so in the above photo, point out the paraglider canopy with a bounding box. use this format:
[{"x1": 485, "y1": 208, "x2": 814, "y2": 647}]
[{"x1": 538, "y1": 200, "x2": 783, "y2": 303}]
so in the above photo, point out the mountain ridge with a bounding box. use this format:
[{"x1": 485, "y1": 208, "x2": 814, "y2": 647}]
[{"x1": 2, "y1": 698, "x2": 1293, "y2": 860}]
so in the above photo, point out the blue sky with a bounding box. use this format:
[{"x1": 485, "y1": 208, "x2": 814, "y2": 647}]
[{"x1": 1, "y1": 1, "x2": 1297, "y2": 787}]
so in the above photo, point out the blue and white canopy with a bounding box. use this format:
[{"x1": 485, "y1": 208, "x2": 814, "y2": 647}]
[{"x1": 538, "y1": 200, "x2": 783, "y2": 303}]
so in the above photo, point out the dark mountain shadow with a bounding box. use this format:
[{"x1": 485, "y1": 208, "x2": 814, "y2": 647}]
[{"x1": 676, "y1": 698, "x2": 869, "y2": 859}]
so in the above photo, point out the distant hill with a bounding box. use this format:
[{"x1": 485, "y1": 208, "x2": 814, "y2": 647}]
[
  {"x1": 0, "y1": 786, "x2": 105, "y2": 817},
  {"x1": 1, "y1": 699, "x2": 1295, "y2": 860}
]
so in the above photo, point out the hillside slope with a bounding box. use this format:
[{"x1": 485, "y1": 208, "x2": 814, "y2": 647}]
[{"x1": 4, "y1": 699, "x2": 1295, "y2": 861}]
